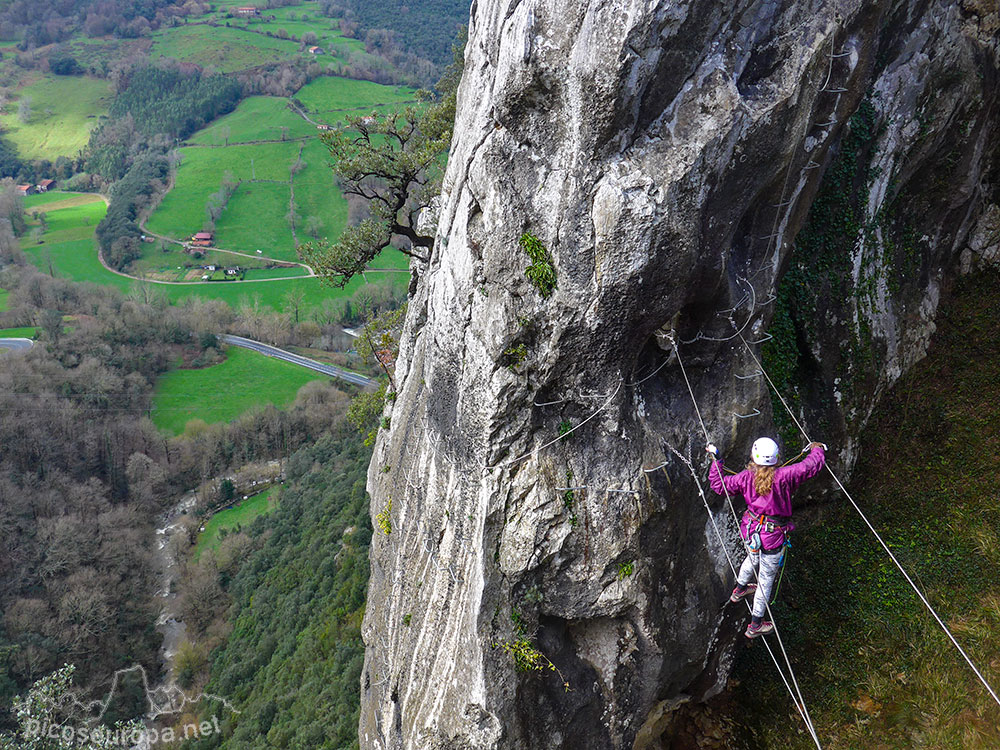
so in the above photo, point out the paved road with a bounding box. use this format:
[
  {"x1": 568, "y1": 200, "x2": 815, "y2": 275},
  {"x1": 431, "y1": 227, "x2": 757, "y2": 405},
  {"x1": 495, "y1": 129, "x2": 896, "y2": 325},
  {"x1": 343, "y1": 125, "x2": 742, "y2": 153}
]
[
  {"x1": 0, "y1": 338, "x2": 33, "y2": 351},
  {"x1": 221, "y1": 335, "x2": 373, "y2": 388}
]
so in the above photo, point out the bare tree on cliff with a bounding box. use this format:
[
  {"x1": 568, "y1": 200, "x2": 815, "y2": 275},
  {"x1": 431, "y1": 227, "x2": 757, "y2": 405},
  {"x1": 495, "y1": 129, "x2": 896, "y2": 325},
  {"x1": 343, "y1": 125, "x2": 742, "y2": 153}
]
[{"x1": 300, "y1": 27, "x2": 466, "y2": 287}]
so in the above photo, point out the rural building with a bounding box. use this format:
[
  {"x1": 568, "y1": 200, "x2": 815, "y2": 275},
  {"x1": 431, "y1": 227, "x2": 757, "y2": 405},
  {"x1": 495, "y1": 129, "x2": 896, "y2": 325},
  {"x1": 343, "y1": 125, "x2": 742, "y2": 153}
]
[
  {"x1": 36, "y1": 179, "x2": 55, "y2": 192},
  {"x1": 308, "y1": 46, "x2": 324, "y2": 55},
  {"x1": 17, "y1": 184, "x2": 35, "y2": 196},
  {"x1": 316, "y1": 124, "x2": 331, "y2": 131},
  {"x1": 190, "y1": 231, "x2": 214, "y2": 247},
  {"x1": 225, "y1": 268, "x2": 240, "y2": 276},
  {"x1": 233, "y1": 6, "x2": 261, "y2": 17}
]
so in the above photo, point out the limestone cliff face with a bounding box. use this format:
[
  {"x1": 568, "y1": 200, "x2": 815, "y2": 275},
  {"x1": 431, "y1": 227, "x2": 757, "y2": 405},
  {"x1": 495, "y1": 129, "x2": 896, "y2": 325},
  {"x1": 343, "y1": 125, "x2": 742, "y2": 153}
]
[{"x1": 359, "y1": 1, "x2": 999, "y2": 747}]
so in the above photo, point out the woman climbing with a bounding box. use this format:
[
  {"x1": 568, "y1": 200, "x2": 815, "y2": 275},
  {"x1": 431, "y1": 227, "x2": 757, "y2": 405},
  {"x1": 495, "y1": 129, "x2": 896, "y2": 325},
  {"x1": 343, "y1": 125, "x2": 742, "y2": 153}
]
[{"x1": 705, "y1": 437, "x2": 826, "y2": 638}]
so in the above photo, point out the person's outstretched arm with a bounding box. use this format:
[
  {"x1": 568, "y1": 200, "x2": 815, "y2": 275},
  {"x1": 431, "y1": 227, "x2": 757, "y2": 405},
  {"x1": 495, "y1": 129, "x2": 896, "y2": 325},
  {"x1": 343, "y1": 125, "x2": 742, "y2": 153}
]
[
  {"x1": 706, "y1": 444, "x2": 743, "y2": 496},
  {"x1": 782, "y1": 442, "x2": 826, "y2": 490}
]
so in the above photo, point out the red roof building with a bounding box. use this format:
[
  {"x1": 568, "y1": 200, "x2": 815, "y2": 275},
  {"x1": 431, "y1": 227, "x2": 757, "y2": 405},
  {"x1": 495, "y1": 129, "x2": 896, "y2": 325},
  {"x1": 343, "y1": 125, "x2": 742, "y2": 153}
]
[{"x1": 37, "y1": 179, "x2": 55, "y2": 192}]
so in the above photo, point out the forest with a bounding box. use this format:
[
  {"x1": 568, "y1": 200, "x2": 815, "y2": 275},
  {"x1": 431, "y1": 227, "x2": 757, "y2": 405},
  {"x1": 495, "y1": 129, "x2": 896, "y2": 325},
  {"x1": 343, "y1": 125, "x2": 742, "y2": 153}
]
[
  {"x1": 182, "y1": 430, "x2": 373, "y2": 749},
  {"x1": 0, "y1": 252, "x2": 359, "y2": 725}
]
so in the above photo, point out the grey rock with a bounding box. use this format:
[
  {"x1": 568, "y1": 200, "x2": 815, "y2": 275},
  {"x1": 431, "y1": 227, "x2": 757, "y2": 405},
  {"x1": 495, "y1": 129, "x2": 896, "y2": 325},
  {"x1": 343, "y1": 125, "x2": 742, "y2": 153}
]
[{"x1": 359, "y1": 0, "x2": 999, "y2": 748}]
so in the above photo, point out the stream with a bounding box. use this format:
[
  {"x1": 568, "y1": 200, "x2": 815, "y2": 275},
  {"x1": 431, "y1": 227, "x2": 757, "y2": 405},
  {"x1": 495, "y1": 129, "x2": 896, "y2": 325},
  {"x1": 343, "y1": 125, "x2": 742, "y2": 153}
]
[{"x1": 153, "y1": 491, "x2": 199, "y2": 690}]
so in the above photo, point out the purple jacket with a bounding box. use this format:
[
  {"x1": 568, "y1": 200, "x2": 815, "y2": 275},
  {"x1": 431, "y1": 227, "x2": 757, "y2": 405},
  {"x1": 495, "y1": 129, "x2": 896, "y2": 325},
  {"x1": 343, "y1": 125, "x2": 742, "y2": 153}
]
[{"x1": 709, "y1": 444, "x2": 825, "y2": 519}]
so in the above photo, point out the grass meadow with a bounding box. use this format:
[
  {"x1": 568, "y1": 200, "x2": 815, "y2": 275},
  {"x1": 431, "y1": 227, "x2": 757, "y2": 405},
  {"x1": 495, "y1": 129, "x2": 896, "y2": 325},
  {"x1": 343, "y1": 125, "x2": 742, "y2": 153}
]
[
  {"x1": 151, "y1": 344, "x2": 327, "y2": 435},
  {"x1": 194, "y1": 488, "x2": 278, "y2": 561},
  {"x1": 0, "y1": 74, "x2": 112, "y2": 159},
  {"x1": 19, "y1": 193, "x2": 406, "y2": 310},
  {"x1": 294, "y1": 76, "x2": 417, "y2": 114}
]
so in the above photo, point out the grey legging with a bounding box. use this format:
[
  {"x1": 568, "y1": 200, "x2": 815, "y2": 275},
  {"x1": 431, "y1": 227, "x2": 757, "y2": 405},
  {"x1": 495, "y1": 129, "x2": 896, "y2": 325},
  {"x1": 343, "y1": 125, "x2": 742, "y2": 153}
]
[{"x1": 737, "y1": 548, "x2": 784, "y2": 618}]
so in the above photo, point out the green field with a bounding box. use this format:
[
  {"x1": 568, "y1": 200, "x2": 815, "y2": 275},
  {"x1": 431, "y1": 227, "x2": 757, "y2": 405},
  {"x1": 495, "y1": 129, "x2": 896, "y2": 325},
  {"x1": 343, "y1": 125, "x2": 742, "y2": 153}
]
[
  {"x1": 194, "y1": 488, "x2": 277, "y2": 560},
  {"x1": 0, "y1": 326, "x2": 36, "y2": 338},
  {"x1": 18, "y1": 192, "x2": 406, "y2": 310},
  {"x1": 0, "y1": 75, "x2": 112, "y2": 159},
  {"x1": 147, "y1": 74, "x2": 416, "y2": 268},
  {"x1": 149, "y1": 25, "x2": 305, "y2": 72},
  {"x1": 151, "y1": 345, "x2": 328, "y2": 435},
  {"x1": 294, "y1": 76, "x2": 417, "y2": 113},
  {"x1": 188, "y1": 97, "x2": 317, "y2": 145}
]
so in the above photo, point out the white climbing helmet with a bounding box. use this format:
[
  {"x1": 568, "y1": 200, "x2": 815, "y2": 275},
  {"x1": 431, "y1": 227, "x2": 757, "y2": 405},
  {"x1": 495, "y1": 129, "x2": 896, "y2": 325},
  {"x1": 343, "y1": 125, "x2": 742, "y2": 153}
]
[{"x1": 751, "y1": 437, "x2": 780, "y2": 466}]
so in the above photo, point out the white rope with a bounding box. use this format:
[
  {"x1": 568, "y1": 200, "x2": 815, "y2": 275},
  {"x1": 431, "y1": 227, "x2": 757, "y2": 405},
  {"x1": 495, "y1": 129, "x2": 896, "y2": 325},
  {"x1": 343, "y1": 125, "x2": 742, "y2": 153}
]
[
  {"x1": 671, "y1": 335, "x2": 823, "y2": 746},
  {"x1": 737, "y1": 332, "x2": 1000, "y2": 709},
  {"x1": 490, "y1": 379, "x2": 623, "y2": 470}
]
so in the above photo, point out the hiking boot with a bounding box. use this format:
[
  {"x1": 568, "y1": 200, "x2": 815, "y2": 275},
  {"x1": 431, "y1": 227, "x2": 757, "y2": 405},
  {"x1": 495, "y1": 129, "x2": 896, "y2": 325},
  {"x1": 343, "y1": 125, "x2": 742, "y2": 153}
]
[
  {"x1": 730, "y1": 583, "x2": 757, "y2": 603},
  {"x1": 745, "y1": 620, "x2": 774, "y2": 639}
]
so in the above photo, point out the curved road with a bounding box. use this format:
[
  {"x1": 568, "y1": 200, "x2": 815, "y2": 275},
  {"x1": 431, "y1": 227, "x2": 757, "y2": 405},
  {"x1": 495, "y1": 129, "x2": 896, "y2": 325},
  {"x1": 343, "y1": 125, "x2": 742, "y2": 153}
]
[
  {"x1": 0, "y1": 338, "x2": 33, "y2": 351},
  {"x1": 222, "y1": 335, "x2": 373, "y2": 388}
]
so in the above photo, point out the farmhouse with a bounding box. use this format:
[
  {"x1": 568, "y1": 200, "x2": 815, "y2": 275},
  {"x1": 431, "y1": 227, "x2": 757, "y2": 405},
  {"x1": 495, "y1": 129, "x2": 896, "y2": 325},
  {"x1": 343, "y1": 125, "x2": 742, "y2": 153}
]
[
  {"x1": 17, "y1": 184, "x2": 35, "y2": 196},
  {"x1": 308, "y1": 46, "x2": 324, "y2": 55},
  {"x1": 316, "y1": 123, "x2": 331, "y2": 131},
  {"x1": 233, "y1": 6, "x2": 261, "y2": 17},
  {"x1": 36, "y1": 179, "x2": 56, "y2": 192},
  {"x1": 190, "y1": 231, "x2": 214, "y2": 247},
  {"x1": 224, "y1": 267, "x2": 241, "y2": 276}
]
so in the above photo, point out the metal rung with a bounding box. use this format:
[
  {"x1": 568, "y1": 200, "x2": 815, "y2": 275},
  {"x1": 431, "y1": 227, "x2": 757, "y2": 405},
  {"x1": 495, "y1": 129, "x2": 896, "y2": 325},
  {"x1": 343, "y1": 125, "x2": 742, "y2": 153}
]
[
  {"x1": 803, "y1": 160, "x2": 821, "y2": 169},
  {"x1": 719, "y1": 292, "x2": 750, "y2": 313},
  {"x1": 758, "y1": 233, "x2": 782, "y2": 240},
  {"x1": 555, "y1": 486, "x2": 588, "y2": 492},
  {"x1": 534, "y1": 398, "x2": 565, "y2": 407},
  {"x1": 735, "y1": 369, "x2": 762, "y2": 380},
  {"x1": 828, "y1": 50, "x2": 853, "y2": 58},
  {"x1": 758, "y1": 291, "x2": 777, "y2": 305},
  {"x1": 642, "y1": 460, "x2": 669, "y2": 473},
  {"x1": 815, "y1": 120, "x2": 837, "y2": 127},
  {"x1": 822, "y1": 87, "x2": 848, "y2": 93},
  {"x1": 734, "y1": 408, "x2": 761, "y2": 419},
  {"x1": 749, "y1": 333, "x2": 774, "y2": 344},
  {"x1": 773, "y1": 199, "x2": 794, "y2": 207},
  {"x1": 606, "y1": 488, "x2": 639, "y2": 494}
]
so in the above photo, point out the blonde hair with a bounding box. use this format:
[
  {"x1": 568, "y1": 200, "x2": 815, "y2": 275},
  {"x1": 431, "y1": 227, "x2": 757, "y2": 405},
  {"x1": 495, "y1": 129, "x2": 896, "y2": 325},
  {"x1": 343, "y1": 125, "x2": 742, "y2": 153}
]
[{"x1": 746, "y1": 462, "x2": 777, "y2": 496}]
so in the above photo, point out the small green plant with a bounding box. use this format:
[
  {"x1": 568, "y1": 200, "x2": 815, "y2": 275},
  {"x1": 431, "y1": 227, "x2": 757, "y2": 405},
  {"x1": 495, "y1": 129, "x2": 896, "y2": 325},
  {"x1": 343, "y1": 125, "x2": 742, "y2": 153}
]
[
  {"x1": 503, "y1": 343, "x2": 528, "y2": 370},
  {"x1": 376, "y1": 498, "x2": 392, "y2": 535},
  {"x1": 520, "y1": 232, "x2": 557, "y2": 297},
  {"x1": 383, "y1": 465, "x2": 391, "y2": 473},
  {"x1": 617, "y1": 560, "x2": 634, "y2": 581},
  {"x1": 523, "y1": 585, "x2": 543, "y2": 605},
  {"x1": 497, "y1": 637, "x2": 548, "y2": 672},
  {"x1": 380, "y1": 415, "x2": 391, "y2": 430},
  {"x1": 558, "y1": 420, "x2": 572, "y2": 440},
  {"x1": 563, "y1": 470, "x2": 578, "y2": 526},
  {"x1": 403, "y1": 613, "x2": 411, "y2": 626}
]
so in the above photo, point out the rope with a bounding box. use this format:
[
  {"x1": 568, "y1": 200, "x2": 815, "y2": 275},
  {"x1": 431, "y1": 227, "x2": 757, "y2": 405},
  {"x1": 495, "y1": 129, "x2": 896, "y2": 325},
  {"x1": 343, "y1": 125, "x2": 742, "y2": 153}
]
[
  {"x1": 736, "y1": 331, "x2": 1000, "y2": 710},
  {"x1": 671, "y1": 335, "x2": 823, "y2": 747},
  {"x1": 491, "y1": 379, "x2": 623, "y2": 470}
]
